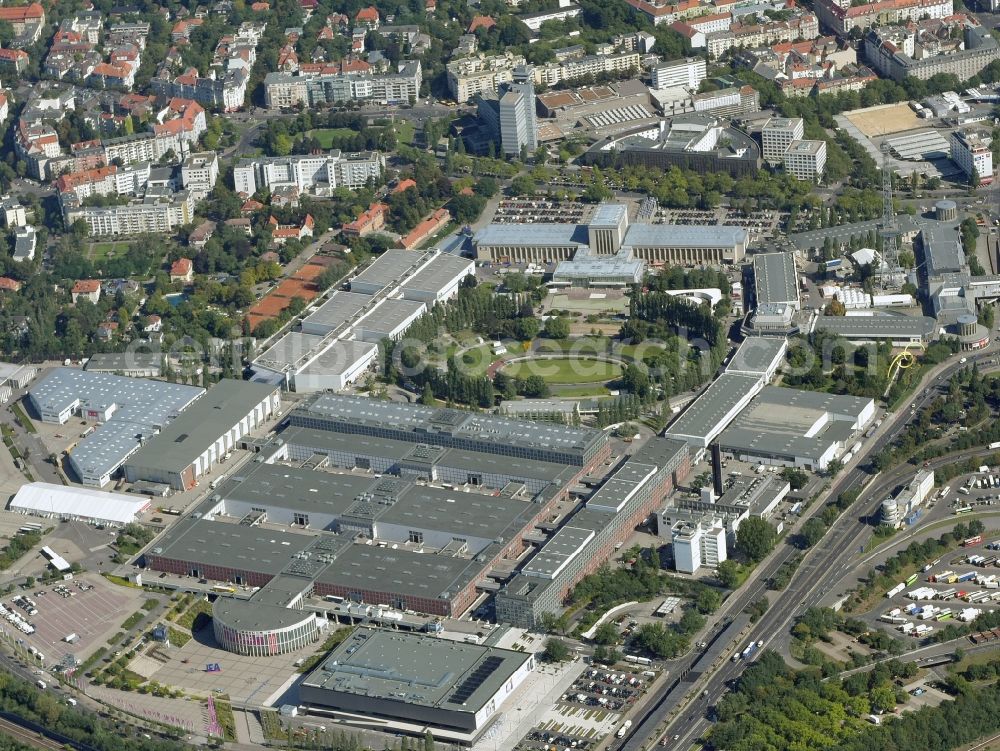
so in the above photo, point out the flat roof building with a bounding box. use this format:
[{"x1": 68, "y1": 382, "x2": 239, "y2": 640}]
[
  {"x1": 725, "y1": 337, "x2": 787, "y2": 380},
  {"x1": 84, "y1": 352, "x2": 162, "y2": 378},
  {"x1": 399, "y1": 253, "x2": 475, "y2": 304},
  {"x1": 354, "y1": 298, "x2": 426, "y2": 342},
  {"x1": 663, "y1": 372, "x2": 765, "y2": 450},
  {"x1": 123, "y1": 379, "x2": 280, "y2": 490},
  {"x1": 300, "y1": 627, "x2": 534, "y2": 739},
  {"x1": 718, "y1": 386, "x2": 876, "y2": 471},
  {"x1": 300, "y1": 291, "x2": 375, "y2": 336},
  {"x1": 752, "y1": 251, "x2": 799, "y2": 310},
  {"x1": 28, "y1": 368, "x2": 204, "y2": 487},
  {"x1": 350, "y1": 249, "x2": 433, "y2": 296},
  {"x1": 288, "y1": 393, "x2": 609, "y2": 467},
  {"x1": 813, "y1": 313, "x2": 936, "y2": 346}
]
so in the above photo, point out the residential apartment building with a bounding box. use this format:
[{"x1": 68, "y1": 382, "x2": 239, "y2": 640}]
[
  {"x1": 63, "y1": 189, "x2": 195, "y2": 236},
  {"x1": 651, "y1": 57, "x2": 707, "y2": 89},
  {"x1": 951, "y1": 129, "x2": 993, "y2": 185},
  {"x1": 263, "y1": 61, "x2": 422, "y2": 107},
  {"x1": 232, "y1": 151, "x2": 384, "y2": 195},
  {"x1": 446, "y1": 52, "x2": 526, "y2": 102},
  {"x1": 815, "y1": 0, "x2": 952, "y2": 36},
  {"x1": 692, "y1": 86, "x2": 760, "y2": 117},
  {"x1": 181, "y1": 152, "x2": 220, "y2": 200},
  {"x1": 863, "y1": 21, "x2": 1000, "y2": 82},
  {"x1": 54, "y1": 163, "x2": 152, "y2": 202},
  {"x1": 534, "y1": 51, "x2": 641, "y2": 86},
  {"x1": 704, "y1": 13, "x2": 819, "y2": 58}
]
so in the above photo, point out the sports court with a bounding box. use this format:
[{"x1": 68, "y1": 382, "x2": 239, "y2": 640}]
[{"x1": 843, "y1": 103, "x2": 922, "y2": 137}]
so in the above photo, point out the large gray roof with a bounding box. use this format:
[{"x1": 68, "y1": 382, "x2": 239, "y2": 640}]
[
  {"x1": 922, "y1": 225, "x2": 966, "y2": 279},
  {"x1": 313, "y1": 543, "x2": 486, "y2": 601},
  {"x1": 351, "y1": 249, "x2": 433, "y2": 292},
  {"x1": 401, "y1": 254, "x2": 474, "y2": 295},
  {"x1": 293, "y1": 394, "x2": 606, "y2": 459},
  {"x1": 474, "y1": 223, "x2": 589, "y2": 248},
  {"x1": 664, "y1": 372, "x2": 762, "y2": 446},
  {"x1": 123, "y1": 379, "x2": 278, "y2": 475},
  {"x1": 815, "y1": 314, "x2": 936, "y2": 340},
  {"x1": 301, "y1": 291, "x2": 375, "y2": 334},
  {"x1": 28, "y1": 368, "x2": 204, "y2": 482},
  {"x1": 622, "y1": 223, "x2": 748, "y2": 249},
  {"x1": 718, "y1": 386, "x2": 872, "y2": 461},
  {"x1": 282, "y1": 426, "x2": 579, "y2": 486},
  {"x1": 151, "y1": 517, "x2": 314, "y2": 576},
  {"x1": 355, "y1": 298, "x2": 425, "y2": 335},
  {"x1": 302, "y1": 627, "x2": 531, "y2": 713},
  {"x1": 753, "y1": 251, "x2": 798, "y2": 306},
  {"x1": 726, "y1": 337, "x2": 786, "y2": 376}
]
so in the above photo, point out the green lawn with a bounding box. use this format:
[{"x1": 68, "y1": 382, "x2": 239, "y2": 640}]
[
  {"x1": 453, "y1": 343, "x2": 496, "y2": 377},
  {"x1": 89, "y1": 241, "x2": 131, "y2": 260},
  {"x1": 307, "y1": 128, "x2": 358, "y2": 148},
  {"x1": 502, "y1": 357, "x2": 622, "y2": 385},
  {"x1": 394, "y1": 120, "x2": 415, "y2": 145}
]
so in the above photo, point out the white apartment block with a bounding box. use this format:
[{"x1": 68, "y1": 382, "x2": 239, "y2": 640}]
[
  {"x1": 761, "y1": 116, "x2": 804, "y2": 163},
  {"x1": 651, "y1": 57, "x2": 707, "y2": 90},
  {"x1": 181, "y1": 151, "x2": 220, "y2": 200},
  {"x1": 447, "y1": 52, "x2": 526, "y2": 102},
  {"x1": 783, "y1": 139, "x2": 827, "y2": 181},
  {"x1": 951, "y1": 129, "x2": 993, "y2": 185},
  {"x1": 534, "y1": 51, "x2": 640, "y2": 86},
  {"x1": 64, "y1": 189, "x2": 194, "y2": 236},
  {"x1": 232, "y1": 151, "x2": 384, "y2": 196},
  {"x1": 263, "y1": 62, "x2": 422, "y2": 108},
  {"x1": 103, "y1": 131, "x2": 184, "y2": 166}
]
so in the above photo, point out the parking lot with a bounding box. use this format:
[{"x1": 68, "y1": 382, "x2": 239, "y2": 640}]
[
  {"x1": 4, "y1": 573, "x2": 140, "y2": 665},
  {"x1": 492, "y1": 200, "x2": 591, "y2": 225}
]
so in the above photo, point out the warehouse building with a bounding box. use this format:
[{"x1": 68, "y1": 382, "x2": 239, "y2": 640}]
[
  {"x1": 123, "y1": 379, "x2": 280, "y2": 490},
  {"x1": 28, "y1": 368, "x2": 204, "y2": 487},
  {"x1": 752, "y1": 251, "x2": 799, "y2": 310},
  {"x1": 277, "y1": 427, "x2": 580, "y2": 495},
  {"x1": 10, "y1": 482, "x2": 151, "y2": 527},
  {"x1": 354, "y1": 298, "x2": 426, "y2": 342},
  {"x1": 84, "y1": 352, "x2": 162, "y2": 378},
  {"x1": 287, "y1": 393, "x2": 610, "y2": 467},
  {"x1": 300, "y1": 291, "x2": 375, "y2": 336},
  {"x1": 300, "y1": 627, "x2": 534, "y2": 739},
  {"x1": 718, "y1": 387, "x2": 875, "y2": 471},
  {"x1": 252, "y1": 334, "x2": 379, "y2": 393},
  {"x1": 812, "y1": 313, "x2": 937, "y2": 346},
  {"x1": 663, "y1": 373, "x2": 765, "y2": 451},
  {"x1": 400, "y1": 254, "x2": 475, "y2": 303},
  {"x1": 725, "y1": 337, "x2": 787, "y2": 380},
  {"x1": 350, "y1": 249, "x2": 434, "y2": 296}
]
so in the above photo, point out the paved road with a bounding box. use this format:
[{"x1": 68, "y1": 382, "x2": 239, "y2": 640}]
[{"x1": 620, "y1": 349, "x2": 997, "y2": 751}]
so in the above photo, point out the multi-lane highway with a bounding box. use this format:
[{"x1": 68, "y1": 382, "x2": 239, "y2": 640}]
[{"x1": 621, "y1": 350, "x2": 997, "y2": 751}]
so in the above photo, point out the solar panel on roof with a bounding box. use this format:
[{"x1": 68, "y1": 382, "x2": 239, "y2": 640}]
[{"x1": 447, "y1": 656, "x2": 503, "y2": 704}]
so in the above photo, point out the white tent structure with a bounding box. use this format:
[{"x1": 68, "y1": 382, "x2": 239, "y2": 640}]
[{"x1": 9, "y1": 483, "x2": 151, "y2": 527}]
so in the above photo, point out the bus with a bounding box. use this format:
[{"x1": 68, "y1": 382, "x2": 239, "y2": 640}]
[
  {"x1": 955, "y1": 506, "x2": 973, "y2": 515},
  {"x1": 906, "y1": 574, "x2": 919, "y2": 586}
]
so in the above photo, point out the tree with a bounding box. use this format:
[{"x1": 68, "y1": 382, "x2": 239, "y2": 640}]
[
  {"x1": 870, "y1": 684, "x2": 896, "y2": 713},
  {"x1": 717, "y1": 560, "x2": 742, "y2": 589},
  {"x1": 421, "y1": 383, "x2": 436, "y2": 406},
  {"x1": 736, "y1": 517, "x2": 778, "y2": 563},
  {"x1": 543, "y1": 316, "x2": 570, "y2": 339},
  {"x1": 799, "y1": 518, "x2": 828, "y2": 548},
  {"x1": 542, "y1": 638, "x2": 571, "y2": 662},
  {"x1": 779, "y1": 467, "x2": 808, "y2": 491},
  {"x1": 423, "y1": 730, "x2": 435, "y2": 751},
  {"x1": 592, "y1": 622, "x2": 620, "y2": 645}
]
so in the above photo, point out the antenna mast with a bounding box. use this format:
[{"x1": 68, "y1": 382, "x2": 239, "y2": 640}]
[{"x1": 879, "y1": 141, "x2": 902, "y2": 289}]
